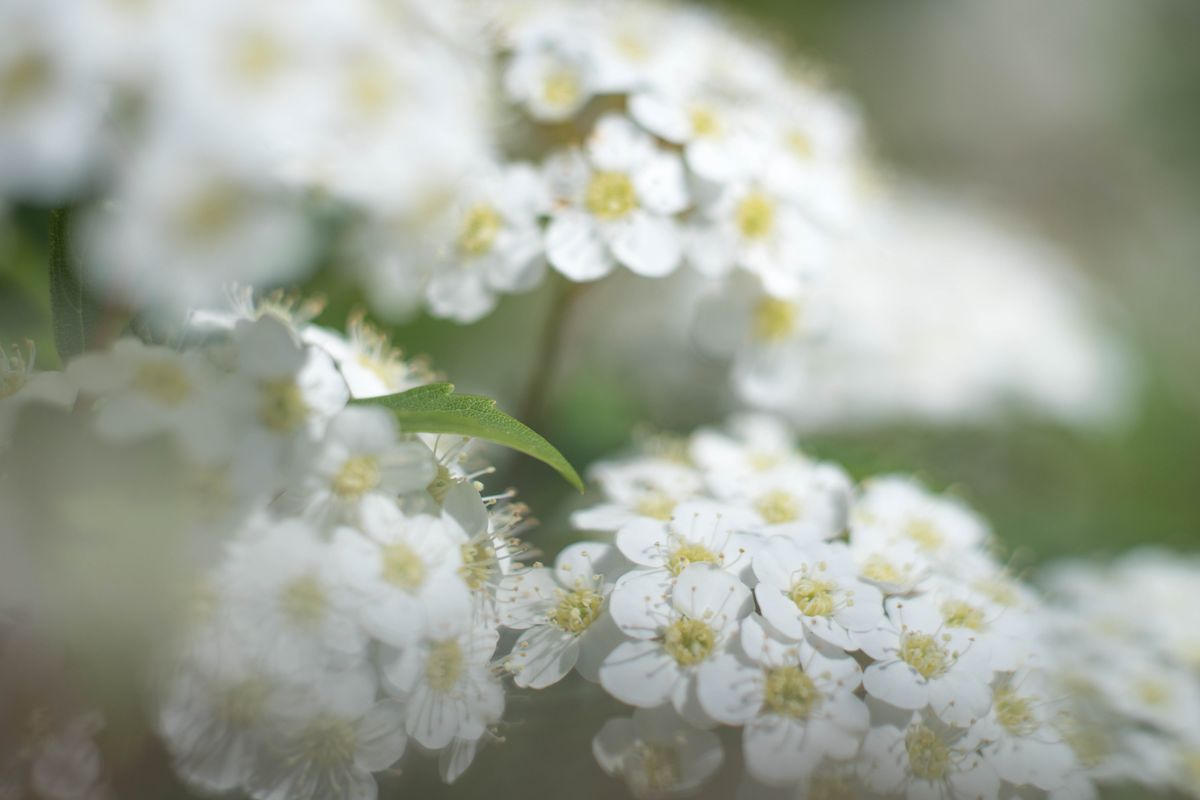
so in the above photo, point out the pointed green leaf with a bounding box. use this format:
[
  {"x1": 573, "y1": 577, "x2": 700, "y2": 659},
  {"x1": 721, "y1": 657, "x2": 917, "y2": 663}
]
[{"x1": 354, "y1": 382, "x2": 583, "y2": 492}]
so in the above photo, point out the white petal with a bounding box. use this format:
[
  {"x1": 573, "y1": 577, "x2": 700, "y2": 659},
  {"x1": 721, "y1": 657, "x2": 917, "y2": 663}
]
[
  {"x1": 862, "y1": 661, "x2": 927, "y2": 710},
  {"x1": 607, "y1": 211, "x2": 682, "y2": 277},
  {"x1": 509, "y1": 626, "x2": 580, "y2": 689},
  {"x1": 545, "y1": 211, "x2": 614, "y2": 282},
  {"x1": 599, "y1": 640, "x2": 679, "y2": 708}
]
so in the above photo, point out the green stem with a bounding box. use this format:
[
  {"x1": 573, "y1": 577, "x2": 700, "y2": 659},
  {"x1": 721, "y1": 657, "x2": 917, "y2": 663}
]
[{"x1": 519, "y1": 276, "x2": 586, "y2": 429}]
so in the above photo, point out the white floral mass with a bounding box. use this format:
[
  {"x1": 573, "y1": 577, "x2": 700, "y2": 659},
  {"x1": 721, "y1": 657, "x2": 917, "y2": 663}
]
[{"x1": 0, "y1": 0, "x2": 1190, "y2": 799}]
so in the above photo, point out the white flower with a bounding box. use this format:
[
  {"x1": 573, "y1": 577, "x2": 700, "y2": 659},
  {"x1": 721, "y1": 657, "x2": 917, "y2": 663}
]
[
  {"x1": 382, "y1": 614, "x2": 504, "y2": 751},
  {"x1": 302, "y1": 315, "x2": 433, "y2": 400},
  {"x1": 628, "y1": 87, "x2": 763, "y2": 184},
  {"x1": 593, "y1": 705, "x2": 723, "y2": 800},
  {"x1": 0, "y1": 342, "x2": 75, "y2": 446},
  {"x1": 334, "y1": 496, "x2": 470, "y2": 648},
  {"x1": 964, "y1": 671, "x2": 1086, "y2": 793},
  {"x1": 848, "y1": 533, "x2": 931, "y2": 596},
  {"x1": 281, "y1": 407, "x2": 436, "y2": 527},
  {"x1": 158, "y1": 644, "x2": 278, "y2": 795},
  {"x1": 851, "y1": 476, "x2": 991, "y2": 567},
  {"x1": 65, "y1": 338, "x2": 224, "y2": 461},
  {"x1": 687, "y1": 413, "x2": 804, "y2": 486},
  {"x1": 614, "y1": 500, "x2": 758, "y2": 583},
  {"x1": 81, "y1": 139, "x2": 312, "y2": 313},
  {"x1": 858, "y1": 596, "x2": 993, "y2": 726},
  {"x1": 601, "y1": 564, "x2": 751, "y2": 725},
  {"x1": 504, "y1": 33, "x2": 597, "y2": 123},
  {"x1": 0, "y1": 0, "x2": 104, "y2": 199},
  {"x1": 571, "y1": 456, "x2": 704, "y2": 532},
  {"x1": 686, "y1": 169, "x2": 826, "y2": 296},
  {"x1": 696, "y1": 615, "x2": 867, "y2": 785},
  {"x1": 248, "y1": 665, "x2": 406, "y2": 800},
  {"x1": 216, "y1": 517, "x2": 367, "y2": 679},
  {"x1": 425, "y1": 163, "x2": 551, "y2": 323},
  {"x1": 544, "y1": 114, "x2": 688, "y2": 281},
  {"x1": 497, "y1": 541, "x2": 628, "y2": 688},
  {"x1": 752, "y1": 538, "x2": 884, "y2": 651},
  {"x1": 710, "y1": 458, "x2": 851, "y2": 542},
  {"x1": 217, "y1": 315, "x2": 349, "y2": 486},
  {"x1": 859, "y1": 710, "x2": 1000, "y2": 800}
]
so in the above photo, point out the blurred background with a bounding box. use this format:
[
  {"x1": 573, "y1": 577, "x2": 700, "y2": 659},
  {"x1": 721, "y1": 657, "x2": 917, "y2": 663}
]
[{"x1": 3, "y1": 1, "x2": 1199, "y2": 798}]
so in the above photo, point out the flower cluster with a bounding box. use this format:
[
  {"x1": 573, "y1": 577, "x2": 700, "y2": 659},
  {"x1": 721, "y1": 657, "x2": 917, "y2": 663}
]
[
  {"x1": 0, "y1": 0, "x2": 491, "y2": 311},
  {"x1": 1041, "y1": 550, "x2": 1200, "y2": 798},
  {"x1": 694, "y1": 190, "x2": 1133, "y2": 430},
  {"x1": 556, "y1": 415, "x2": 1097, "y2": 799},
  {"x1": 0, "y1": 295, "x2": 545, "y2": 797},
  {"x1": 357, "y1": 0, "x2": 868, "y2": 323}
]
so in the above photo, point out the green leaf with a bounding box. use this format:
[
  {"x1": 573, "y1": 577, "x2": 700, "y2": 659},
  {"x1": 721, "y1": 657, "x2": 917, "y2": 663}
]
[
  {"x1": 354, "y1": 383, "x2": 584, "y2": 492},
  {"x1": 48, "y1": 208, "x2": 100, "y2": 361}
]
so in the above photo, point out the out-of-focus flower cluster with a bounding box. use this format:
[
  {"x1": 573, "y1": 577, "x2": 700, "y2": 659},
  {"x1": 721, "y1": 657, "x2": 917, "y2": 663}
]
[
  {"x1": 0, "y1": 295, "x2": 554, "y2": 797},
  {"x1": 371, "y1": 0, "x2": 867, "y2": 323},
  {"x1": 554, "y1": 415, "x2": 1097, "y2": 799},
  {"x1": 693, "y1": 191, "x2": 1134, "y2": 430},
  {"x1": 0, "y1": 0, "x2": 492, "y2": 311},
  {"x1": 1041, "y1": 551, "x2": 1200, "y2": 799}
]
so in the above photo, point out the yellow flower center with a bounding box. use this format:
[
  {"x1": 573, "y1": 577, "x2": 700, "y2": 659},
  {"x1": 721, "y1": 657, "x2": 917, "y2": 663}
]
[
  {"x1": 751, "y1": 297, "x2": 799, "y2": 343},
  {"x1": 299, "y1": 715, "x2": 357, "y2": 768},
  {"x1": 229, "y1": 29, "x2": 286, "y2": 86},
  {"x1": 860, "y1": 554, "x2": 903, "y2": 586},
  {"x1": 905, "y1": 724, "x2": 951, "y2": 780},
  {"x1": 807, "y1": 774, "x2": 853, "y2": 800},
  {"x1": 663, "y1": 618, "x2": 716, "y2": 666},
  {"x1": 1181, "y1": 750, "x2": 1200, "y2": 787},
  {"x1": 635, "y1": 493, "x2": 676, "y2": 521},
  {"x1": 633, "y1": 742, "x2": 681, "y2": 792},
  {"x1": 425, "y1": 639, "x2": 463, "y2": 692},
  {"x1": 785, "y1": 130, "x2": 814, "y2": 158},
  {"x1": 994, "y1": 686, "x2": 1038, "y2": 736},
  {"x1": 585, "y1": 171, "x2": 638, "y2": 219},
  {"x1": 763, "y1": 666, "x2": 821, "y2": 718},
  {"x1": 332, "y1": 455, "x2": 381, "y2": 499},
  {"x1": 1136, "y1": 679, "x2": 1170, "y2": 707},
  {"x1": 665, "y1": 542, "x2": 720, "y2": 576},
  {"x1": 0, "y1": 50, "x2": 52, "y2": 110},
  {"x1": 426, "y1": 463, "x2": 455, "y2": 504},
  {"x1": 689, "y1": 106, "x2": 722, "y2": 138},
  {"x1": 177, "y1": 184, "x2": 243, "y2": 241},
  {"x1": 550, "y1": 589, "x2": 603, "y2": 634},
  {"x1": 754, "y1": 489, "x2": 801, "y2": 524},
  {"x1": 974, "y1": 577, "x2": 1019, "y2": 608},
  {"x1": 899, "y1": 633, "x2": 951, "y2": 680},
  {"x1": 941, "y1": 600, "x2": 985, "y2": 632},
  {"x1": 258, "y1": 379, "x2": 309, "y2": 433},
  {"x1": 788, "y1": 578, "x2": 837, "y2": 618},
  {"x1": 380, "y1": 541, "x2": 426, "y2": 591},
  {"x1": 346, "y1": 57, "x2": 391, "y2": 118},
  {"x1": 458, "y1": 204, "x2": 503, "y2": 257},
  {"x1": 905, "y1": 518, "x2": 944, "y2": 552},
  {"x1": 459, "y1": 541, "x2": 495, "y2": 591},
  {"x1": 542, "y1": 69, "x2": 581, "y2": 110},
  {"x1": 218, "y1": 678, "x2": 270, "y2": 728},
  {"x1": 735, "y1": 191, "x2": 776, "y2": 240},
  {"x1": 279, "y1": 575, "x2": 327, "y2": 627},
  {"x1": 133, "y1": 360, "x2": 193, "y2": 406}
]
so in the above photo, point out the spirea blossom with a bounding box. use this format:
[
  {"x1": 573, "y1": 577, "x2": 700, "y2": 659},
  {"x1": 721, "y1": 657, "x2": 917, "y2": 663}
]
[
  {"x1": 570, "y1": 414, "x2": 1100, "y2": 799},
  {"x1": 0, "y1": 295, "x2": 560, "y2": 795}
]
